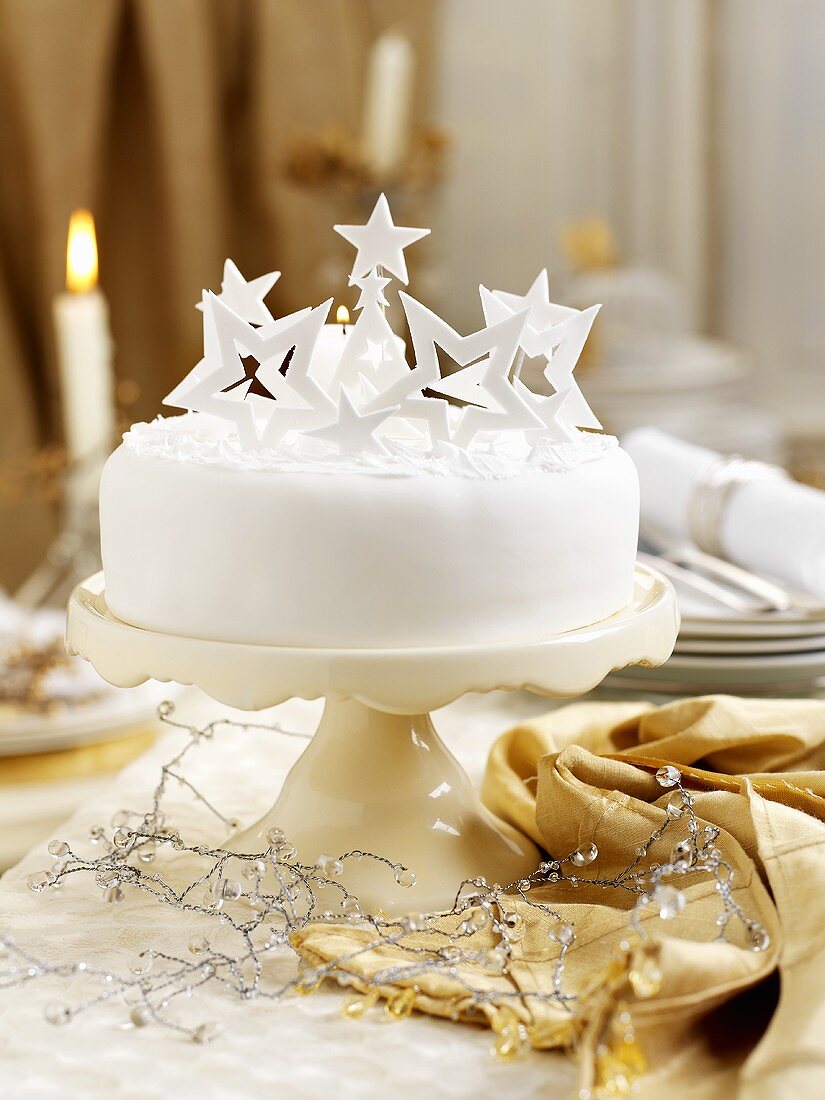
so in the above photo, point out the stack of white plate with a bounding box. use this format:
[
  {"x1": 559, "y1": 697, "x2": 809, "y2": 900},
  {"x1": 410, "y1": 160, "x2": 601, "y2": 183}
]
[{"x1": 608, "y1": 590, "x2": 825, "y2": 696}]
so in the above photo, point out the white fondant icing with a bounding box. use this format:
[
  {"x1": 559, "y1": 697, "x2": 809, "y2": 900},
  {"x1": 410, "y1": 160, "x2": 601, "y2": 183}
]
[{"x1": 100, "y1": 417, "x2": 639, "y2": 649}]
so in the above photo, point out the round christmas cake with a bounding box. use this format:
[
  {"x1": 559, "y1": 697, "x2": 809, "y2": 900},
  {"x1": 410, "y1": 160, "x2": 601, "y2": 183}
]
[{"x1": 100, "y1": 197, "x2": 639, "y2": 648}]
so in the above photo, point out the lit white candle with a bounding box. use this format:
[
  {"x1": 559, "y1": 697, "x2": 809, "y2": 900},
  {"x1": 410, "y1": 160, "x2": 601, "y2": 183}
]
[
  {"x1": 53, "y1": 210, "x2": 115, "y2": 511},
  {"x1": 361, "y1": 31, "x2": 414, "y2": 177}
]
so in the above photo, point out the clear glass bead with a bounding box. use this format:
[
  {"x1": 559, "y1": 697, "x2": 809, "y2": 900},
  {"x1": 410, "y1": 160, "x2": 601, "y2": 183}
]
[
  {"x1": 403, "y1": 912, "x2": 428, "y2": 933},
  {"x1": 266, "y1": 827, "x2": 286, "y2": 847},
  {"x1": 517, "y1": 878, "x2": 532, "y2": 892},
  {"x1": 276, "y1": 842, "x2": 297, "y2": 861},
  {"x1": 316, "y1": 854, "x2": 344, "y2": 877},
  {"x1": 188, "y1": 935, "x2": 210, "y2": 956},
  {"x1": 95, "y1": 869, "x2": 121, "y2": 889},
  {"x1": 666, "y1": 791, "x2": 687, "y2": 818},
  {"x1": 112, "y1": 828, "x2": 131, "y2": 848},
  {"x1": 656, "y1": 765, "x2": 681, "y2": 788},
  {"x1": 130, "y1": 952, "x2": 154, "y2": 977},
  {"x1": 26, "y1": 870, "x2": 56, "y2": 893},
  {"x1": 242, "y1": 859, "x2": 266, "y2": 880},
  {"x1": 467, "y1": 907, "x2": 490, "y2": 931},
  {"x1": 394, "y1": 866, "x2": 416, "y2": 889},
  {"x1": 217, "y1": 878, "x2": 241, "y2": 901},
  {"x1": 653, "y1": 884, "x2": 685, "y2": 920},
  {"x1": 47, "y1": 840, "x2": 69, "y2": 859},
  {"x1": 130, "y1": 1005, "x2": 153, "y2": 1028},
  {"x1": 751, "y1": 927, "x2": 771, "y2": 953},
  {"x1": 549, "y1": 921, "x2": 574, "y2": 946},
  {"x1": 571, "y1": 843, "x2": 598, "y2": 867},
  {"x1": 137, "y1": 841, "x2": 157, "y2": 864},
  {"x1": 88, "y1": 825, "x2": 106, "y2": 843},
  {"x1": 201, "y1": 889, "x2": 223, "y2": 911},
  {"x1": 340, "y1": 896, "x2": 361, "y2": 917},
  {"x1": 103, "y1": 886, "x2": 124, "y2": 904},
  {"x1": 480, "y1": 947, "x2": 508, "y2": 974},
  {"x1": 45, "y1": 1001, "x2": 71, "y2": 1026}
]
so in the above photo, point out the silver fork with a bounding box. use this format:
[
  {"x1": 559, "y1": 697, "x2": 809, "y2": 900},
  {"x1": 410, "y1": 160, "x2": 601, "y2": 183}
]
[{"x1": 639, "y1": 523, "x2": 825, "y2": 617}]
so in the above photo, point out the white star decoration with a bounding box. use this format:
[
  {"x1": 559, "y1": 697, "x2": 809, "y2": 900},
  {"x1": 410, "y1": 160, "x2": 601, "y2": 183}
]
[
  {"x1": 164, "y1": 295, "x2": 332, "y2": 449},
  {"x1": 195, "y1": 259, "x2": 280, "y2": 325},
  {"x1": 164, "y1": 202, "x2": 606, "y2": 457},
  {"x1": 480, "y1": 277, "x2": 602, "y2": 431},
  {"x1": 305, "y1": 387, "x2": 399, "y2": 456},
  {"x1": 367, "y1": 294, "x2": 543, "y2": 448},
  {"x1": 349, "y1": 269, "x2": 391, "y2": 310},
  {"x1": 359, "y1": 339, "x2": 388, "y2": 372},
  {"x1": 335, "y1": 194, "x2": 429, "y2": 284}
]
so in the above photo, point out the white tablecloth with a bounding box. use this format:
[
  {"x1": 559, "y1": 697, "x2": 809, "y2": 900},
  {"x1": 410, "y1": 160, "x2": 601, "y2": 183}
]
[{"x1": 0, "y1": 689, "x2": 578, "y2": 1100}]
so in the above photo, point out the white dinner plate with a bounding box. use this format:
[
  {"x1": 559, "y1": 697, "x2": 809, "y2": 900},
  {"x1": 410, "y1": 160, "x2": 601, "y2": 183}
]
[
  {"x1": 609, "y1": 646, "x2": 825, "y2": 693},
  {"x1": 675, "y1": 634, "x2": 825, "y2": 656}
]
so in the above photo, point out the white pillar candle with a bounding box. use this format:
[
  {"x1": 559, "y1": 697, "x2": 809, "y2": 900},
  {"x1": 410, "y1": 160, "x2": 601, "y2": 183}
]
[
  {"x1": 361, "y1": 31, "x2": 414, "y2": 177},
  {"x1": 311, "y1": 320, "x2": 354, "y2": 393},
  {"x1": 53, "y1": 211, "x2": 115, "y2": 511}
]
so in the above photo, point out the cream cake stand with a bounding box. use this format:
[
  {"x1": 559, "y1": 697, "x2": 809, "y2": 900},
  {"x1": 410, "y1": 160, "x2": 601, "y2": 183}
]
[{"x1": 66, "y1": 563, "x2": 678, "y2": 911}]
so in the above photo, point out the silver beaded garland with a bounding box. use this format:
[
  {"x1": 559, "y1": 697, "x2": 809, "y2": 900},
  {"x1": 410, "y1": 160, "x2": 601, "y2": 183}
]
[{"x1": 1, "y1": 703, "x2": 770, "y2": 1061}]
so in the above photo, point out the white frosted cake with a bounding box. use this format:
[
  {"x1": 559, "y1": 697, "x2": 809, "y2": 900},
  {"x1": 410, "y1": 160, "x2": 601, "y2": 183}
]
[{"x1": 100, "y1": 198, "x2": 639, "y2": 649}]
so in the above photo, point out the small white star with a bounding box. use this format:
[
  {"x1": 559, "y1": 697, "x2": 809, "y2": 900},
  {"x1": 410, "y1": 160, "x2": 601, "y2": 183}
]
[
  {"x1": 334, "y1": 194, "x2": 429, "y2": 284},
  {"x1": 196, "y1": 259, "x2": 280, "y2": 325},
  {"x1": 349, "y1": 268, "x2": 391, "y2": 310},
  {"x1": 305, "y1": 388, "x2": 400, "y2": 456},
  {"x1": 359, "y1": 339, "x2": 388, "y2": 372}
]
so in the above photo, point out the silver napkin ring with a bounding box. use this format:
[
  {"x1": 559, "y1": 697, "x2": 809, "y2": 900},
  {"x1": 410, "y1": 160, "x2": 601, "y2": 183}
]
[{"x1": 687, "y1": 455, "x2": 787, "y2": 558}]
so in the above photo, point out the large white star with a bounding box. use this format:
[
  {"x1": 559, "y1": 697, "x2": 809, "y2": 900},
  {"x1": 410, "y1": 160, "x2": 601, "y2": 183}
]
[
  {"x1": 388, "y1": 294, "x2": 543, "y2": 448},
  {"x1": 304, "y1": 387, "x2": 400, "y2": 457},
  {"x1": 349, "y1": 268, "x2": 391, "y2": 310},
  {"x1": 334, "y1": 194, "x2": 429, "y2": 284},
  {"x1": 195, "y1": 259, "x2": 280, "y2": 325},
  {"x1": 255, "y1": 302, "x2": 338, "y2": 447},
  {"x1": 164, "y1": 294, "x2": 328, "y2": 449},
  {"x1": 480, "y1": 282, "x2": 602, "y2": 430}
]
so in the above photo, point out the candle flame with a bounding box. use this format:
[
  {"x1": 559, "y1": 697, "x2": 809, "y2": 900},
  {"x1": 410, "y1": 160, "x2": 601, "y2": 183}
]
[
  {"x1": 336, "y1": 305, "x2": 350, "y2": 326},
  {"x1": 66, "y1": 209, "x2": 98, "y2": 293}
]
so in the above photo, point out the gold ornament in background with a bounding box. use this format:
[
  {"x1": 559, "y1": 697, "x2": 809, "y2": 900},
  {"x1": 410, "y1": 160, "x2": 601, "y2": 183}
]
[
  {"x1": 284, "y1": 127, "x2": 449, "y2": 195},
  {"x1": 0, "y1": 637, "x2": 104, "y2": 715},
  {"x1": 557, "y1": 217, "x2": 619, "y2": 375},
  {"x1": 560, "y1": 217, "x2": 619, "y2": 273}
]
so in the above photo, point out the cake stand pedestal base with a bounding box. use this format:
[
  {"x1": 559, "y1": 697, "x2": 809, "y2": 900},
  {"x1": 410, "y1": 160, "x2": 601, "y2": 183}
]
[
  {"x1": 66, "y1": 564, "x2": 679, "y2": 912},
  {"x1": 226, "y1": 698, "x2": 537, "y2": 912}
]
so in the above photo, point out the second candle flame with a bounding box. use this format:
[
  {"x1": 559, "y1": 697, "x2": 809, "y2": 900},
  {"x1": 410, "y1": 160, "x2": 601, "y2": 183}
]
[{"x1": 66, "y1": 209, "x2": 98, "y2": 294}]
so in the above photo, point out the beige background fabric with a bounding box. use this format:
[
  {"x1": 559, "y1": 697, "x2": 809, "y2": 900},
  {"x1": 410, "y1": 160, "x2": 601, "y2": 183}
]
[{"x1": 0, "y1": 0, "x2": 435, "y2": 588}]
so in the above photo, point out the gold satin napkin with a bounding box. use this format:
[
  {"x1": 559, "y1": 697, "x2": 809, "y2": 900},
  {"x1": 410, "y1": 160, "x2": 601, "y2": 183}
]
[{"x1": 293, "y1": 696, "x2": 825, "y2": 1097}]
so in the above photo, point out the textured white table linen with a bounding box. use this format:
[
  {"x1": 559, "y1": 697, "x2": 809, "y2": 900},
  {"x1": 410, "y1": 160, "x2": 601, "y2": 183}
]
[
  {"x1": 624, "y1": 427, "x2": 825, "y2": 599},
  {"x1": 0, "y1": 689, "x2": 578, "y2": 1100}
]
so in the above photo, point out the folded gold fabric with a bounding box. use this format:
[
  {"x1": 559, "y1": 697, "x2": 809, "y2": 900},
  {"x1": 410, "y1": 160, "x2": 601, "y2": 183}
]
[{"x1": 293, "y1": 696, "x2": 825, "y2": 1097}]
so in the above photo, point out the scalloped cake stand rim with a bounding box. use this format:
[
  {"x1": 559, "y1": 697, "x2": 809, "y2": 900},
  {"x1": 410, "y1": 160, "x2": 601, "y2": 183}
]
[{"x1": 65, "y1": 562, "x2": 679, "y2": 714}]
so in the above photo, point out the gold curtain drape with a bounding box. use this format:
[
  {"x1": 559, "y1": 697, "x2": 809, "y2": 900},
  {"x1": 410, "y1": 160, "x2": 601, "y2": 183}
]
[{"x1": 0, "y1": 0, "x2": 435, "y2": 588}]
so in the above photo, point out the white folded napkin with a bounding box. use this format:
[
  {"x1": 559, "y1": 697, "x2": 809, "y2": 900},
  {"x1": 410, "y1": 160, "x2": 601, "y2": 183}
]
[{"x1": 623, "y1": 427, "x2": 825, "y2": 601}]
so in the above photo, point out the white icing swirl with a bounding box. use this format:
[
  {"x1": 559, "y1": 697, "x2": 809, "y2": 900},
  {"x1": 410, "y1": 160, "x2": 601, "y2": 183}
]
[{"x1": 121, "y1": 412, "x2": 618, "y2": 480}]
